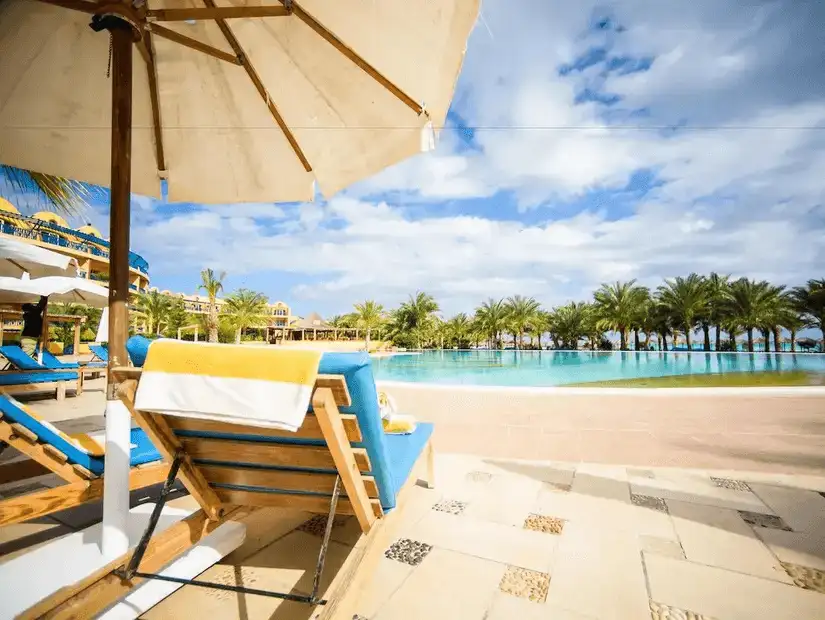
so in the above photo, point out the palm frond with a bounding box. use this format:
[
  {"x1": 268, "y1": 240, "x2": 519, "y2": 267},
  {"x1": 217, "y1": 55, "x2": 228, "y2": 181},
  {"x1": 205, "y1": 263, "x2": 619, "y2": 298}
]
[{"x1": 0, "y1": 165, "x2": 89, "y2": 216}]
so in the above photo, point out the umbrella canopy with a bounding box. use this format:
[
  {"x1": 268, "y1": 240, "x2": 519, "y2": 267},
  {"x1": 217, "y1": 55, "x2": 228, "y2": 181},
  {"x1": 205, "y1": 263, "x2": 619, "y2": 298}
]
[
  {"x1": 0, "y1": 275, "x2": 109, "y2": 307},
  {"x1": 0, "y1": 236, "x2": 79, "y2": 278},
  {"x1": 0, "y1": 0, "x2": 479, "y2": 203}
]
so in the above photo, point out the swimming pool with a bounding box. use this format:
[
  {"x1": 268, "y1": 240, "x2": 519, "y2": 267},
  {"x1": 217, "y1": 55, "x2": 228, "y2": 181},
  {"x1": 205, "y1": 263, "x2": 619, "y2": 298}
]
[{"x1": 370, "y1": 350, "x2": 825, "y2": 387}]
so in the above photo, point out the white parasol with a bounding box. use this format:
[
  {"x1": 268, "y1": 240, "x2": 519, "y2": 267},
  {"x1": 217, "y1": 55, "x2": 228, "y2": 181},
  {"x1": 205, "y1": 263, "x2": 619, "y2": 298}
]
[
  {"x1": 0, "y1": 275, "x2": 109, "y2": 307},
  {"x1": 0, "y1": 236, "x2": 79, "y2": 279}
]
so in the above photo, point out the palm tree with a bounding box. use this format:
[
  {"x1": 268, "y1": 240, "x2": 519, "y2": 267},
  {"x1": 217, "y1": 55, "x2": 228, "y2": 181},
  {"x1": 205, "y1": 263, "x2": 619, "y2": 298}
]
[
  {"x1": 648, "y1": 301, "x2": 673, "y2": 351},
  {"x1": 630, "y1": 288, "x2": 651, "y2": 350},
  {"x1": 705, "y1": 273, "x2": 731, "y2": 351},
  {"x1": 474, "y1": 298, "x2": 507, "y2": 349},
  {"x1": 445, "y1": 313, "x2": 473, "y2": 348},
  {"x1": 395, "y1": 292, "x2": 440, "y2": 349},
  {"x1": 1, "y1": 165, "x2": 89, "y2": 214},
  {"x1": 505, "y1": 295, "x2": 541, "y2": 350},
  {"x1": 353, "y1": 300, "x2": 385, "y2": 351},
  {"x1": 724, "y1": 278, "x2": 782, "y2": 352},
  {"x1": 581, "y1": 303, "x2": 604, "y2": 351},
  {"x1": 133, "y1": 290, "x2": 170, "y2": 335},
  {"x1": 790, "y1": 279, "x2": 825, "y2": 348},
  {"x1": 655, "y1": 274, "x2": 709, "y2": 351},
  {"x1": 224, "y1": 289, "x2": 268, "y2": 344},
  {"x1": 198, "y1": 268, "x2": 226, "y2": 343},
  {"x1": 327, "y1": 315, "x2": 347, "y2": 341},
  {"x1": 593, "y1": 280, "x2": 647, "y2": 350},
  {"x1": 550, "y1": 302, "x2": 589, "y2": 350}
]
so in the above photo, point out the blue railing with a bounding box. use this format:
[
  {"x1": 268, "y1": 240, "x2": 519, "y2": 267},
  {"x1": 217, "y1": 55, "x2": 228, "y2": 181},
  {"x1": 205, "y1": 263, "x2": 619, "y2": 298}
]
[{"x1": 0, "y1": 212, "x2": 149, "y2": 275}]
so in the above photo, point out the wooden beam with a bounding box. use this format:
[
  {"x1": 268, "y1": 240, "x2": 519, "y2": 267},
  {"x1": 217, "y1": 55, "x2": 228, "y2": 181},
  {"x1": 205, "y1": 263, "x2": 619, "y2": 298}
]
[
  {"x1": 20, "y1": 507, "x2": 255, "y2": 620},
  {"x1": 287, "y1": 1, "x2": 424, "y2": 116},
  {"x1": 148, "y1": 23, "x2": 242, "y2": 65},
  {"x1": 147, "y1": 6, "x2": 290, "y2": 21},
  {"x1": 138, "y1": 32, "x2": 167, "y2": 173},
  {"x1": 33, "y1": 0, "x2": 98, "y2": 14},
  {"x1": 201, "y1": 0, "x2": 313, "y2": 172}
]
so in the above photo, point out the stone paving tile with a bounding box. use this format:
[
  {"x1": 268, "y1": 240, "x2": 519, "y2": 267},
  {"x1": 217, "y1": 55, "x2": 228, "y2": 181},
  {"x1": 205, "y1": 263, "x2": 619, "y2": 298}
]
[
  {"x1": 627, "y1": 468, "x2": 655, "y2": 479},
  {"x1": 632, "y1": 493, "x2": 669, "y2": 513},
  {"x1": 523, "y1": 513, "x2": 565, "y2": 535},
  {"x1": 782, "y1": 562, "x2": 825, "y2": 594},
  {"x1": 466, "y1": 470, "x2": 492, "y2": 484},
  {"x1": 431, "y1": 499, "x2": 467, "y2": 515},
  {"x1": 710, "y1": 476, "x2": 752, "y2": 492},
  {"x1": 296, "y1": 514, "x2": 350, "y2": 537},
  {"x1": 462, "y1": 473, "x2": 542, "y2": 527},
  {"x1": 738, "y1": 510, "x2": 792, "y2": 531},
  {"x1": 756, "y1": 527, "x2": 825, "y2": 571},
  {"x1": 640, "y1": 535, "x2": 685, "y2": 560},
  {"x1": 407, "y1": 510, "x2": 558, "y2": 572},
  {"x1": 650, "y1": 600, "x2": 717, "y2": 619},
  {"x1": 374, "y1": 548, "x2": 504, "y2": 620},
  {"x1": 545, "y1": 520, "x2": 650, "y2": 620},
  {"x1": 631, "y1": 473, "x2": 773, "y2": 515},
  {"x1": 351, "y1": 557, "x2": 413, "y2": 619},
  {"x1": 668, "y1": 500, "x2": 793, "y2": 583},
  {"x1": 499, "y1": 565, "x2": 550, "y2": 602},
  {"x1": 485, "y1": 592, "x2": 598, "y2": 620},
  {"x1": 645, "y1": 552, "x2": 825, "y2": 620},
  {"x1": 749, "y1": 483, "x2": 825, "y2": 534},
  {"x1": 384, "y1": 539, "x2": 433, "y2": 566}
]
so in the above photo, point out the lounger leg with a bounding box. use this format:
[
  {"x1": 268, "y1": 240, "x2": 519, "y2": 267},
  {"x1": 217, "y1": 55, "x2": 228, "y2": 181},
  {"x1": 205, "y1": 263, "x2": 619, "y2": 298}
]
[
  {"x1": 310, "y1": 475, "x2": 342, "y2": 604},
  {"x1": 56, "y1": 381, "x2": 66, "y2": 402}
]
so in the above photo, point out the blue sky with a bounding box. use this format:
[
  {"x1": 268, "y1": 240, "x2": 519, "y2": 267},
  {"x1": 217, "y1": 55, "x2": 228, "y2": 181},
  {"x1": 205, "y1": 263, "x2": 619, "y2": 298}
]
[{"x1": 2, "y1": 0, "x2": 824, "y2": 320}]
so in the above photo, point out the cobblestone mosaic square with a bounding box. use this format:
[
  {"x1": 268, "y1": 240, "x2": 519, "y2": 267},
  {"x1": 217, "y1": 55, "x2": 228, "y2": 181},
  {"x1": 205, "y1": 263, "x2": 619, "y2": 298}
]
[
  {"x1": 738, "y1": 510, "x2": 792, "y2": 531},
  {"x1": 499, "y1": 565, "x2": 550, "y2": 603},
  {"x1": 544, "y1": 482, "x2": 572, "y2": 493},
  {"x1": 385, "y1": 538, "x2": 433, "y2": 566},
  {"x1": 650, "y1": 600, "x2": 717, "y2": 619},
  {"x1": 466, "y1": 471, "x2": 492, "y2": 484},
  {"x1": 710, "y1": 476, "x2": 751, "y2": 492},
  {"x1": 631, "y1": 493, "x2": 669, "y2": 513},
  {"x1": 782, "y1": 562, "x2": 825, "y2": 594},
  {"x1": 432, "y1": 499, "x2": 467, "y2": 515},
  {"x1": 297, "y1": 514, "x2": 351, "y2": 537},
  {"x1": 523, "y1": 513, "x2": 565, "y2": 534}
]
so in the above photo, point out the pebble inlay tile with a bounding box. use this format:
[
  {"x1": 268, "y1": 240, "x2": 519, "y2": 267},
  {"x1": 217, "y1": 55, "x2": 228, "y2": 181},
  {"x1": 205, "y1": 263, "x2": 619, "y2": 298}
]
[
  {"x1": 738, "y1": 510, "x2": 792, "y2": 531},
  {"x1": 710, "y1": 476, "x2": 751, "y2": 492},
  {"x1": 650, "y1": 600, "x2": 717, "y2": 619},
  {"x1": 782, "y1": 562, "x2": 825, "y2": 594},
  {"x1": 631, "y1": 493, "x2": 669, "y2": 513},
  {"x1": 297, "y1": 514, "x2": 351, "y2": 537},
  {"x1": 544, "y1": 482, "x2": 572, "y2": 493},
  {"x1": 352, "y1": 615, "x2": 369, "y2": 620},
  {"x1": 523, "y1": 513, "x2": 565, "y2": 534},
  {"x1": 466, "y1": 471, "x2": 492, "y2": 484},
  {"x1": 432, "y1": 499, "x2": 467, "y2": 515},
  {"x1": 499, "y1": 565, "x2": 550, "y2": 603},
  {"x1": 384, "y1": 538, "x2": 433, "y2": 566}
]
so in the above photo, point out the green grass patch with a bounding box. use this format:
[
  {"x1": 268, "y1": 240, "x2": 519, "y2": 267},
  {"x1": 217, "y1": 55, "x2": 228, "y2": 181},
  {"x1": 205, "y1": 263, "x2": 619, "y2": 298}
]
[{"x1": 570, "y1": 371, "x2": 825, "y2": 388}]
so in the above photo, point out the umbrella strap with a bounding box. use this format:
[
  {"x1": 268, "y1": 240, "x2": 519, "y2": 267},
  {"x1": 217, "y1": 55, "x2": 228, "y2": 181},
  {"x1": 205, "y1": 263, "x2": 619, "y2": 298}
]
[{"x1": 114, "y1": 454, "x2": 340, "y2": 606}]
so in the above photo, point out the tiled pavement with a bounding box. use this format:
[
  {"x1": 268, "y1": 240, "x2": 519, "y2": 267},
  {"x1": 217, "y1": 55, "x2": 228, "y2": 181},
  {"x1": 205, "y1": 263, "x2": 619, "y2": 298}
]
[
  {"x1": 3, "y1": 453, "x2": 825, "y2": 619},
  {"x1": 354, "y1": 454, "x2": 825, "y2": 620}
]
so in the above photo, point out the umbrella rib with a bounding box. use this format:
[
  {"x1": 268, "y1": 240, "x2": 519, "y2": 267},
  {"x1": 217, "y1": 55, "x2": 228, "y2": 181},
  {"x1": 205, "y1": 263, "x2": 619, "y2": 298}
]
[
  {"x1": 147, "y1": 7, "x2": 291, "y2": 21},
  {"x1": 202, "y1": 0, "x2": 313, "y2": 173},
  {"x1": 34, "y1": 0, "x2": 99, "y2": 14},
  {"x1": 148, "y1": 23, "x2": 242, "y2": 66},
  {"x1": 136, "y1": 33, "x2": 167, "y2": 175},
  {"x1": 286, "y1": 1, "x2": 424, "y2": 117}
]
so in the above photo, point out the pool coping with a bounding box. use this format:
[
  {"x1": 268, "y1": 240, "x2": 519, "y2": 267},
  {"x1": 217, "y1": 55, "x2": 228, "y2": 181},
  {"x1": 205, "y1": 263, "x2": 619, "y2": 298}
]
[{"x1": 375, "y1": 381, "x2": 825, "y2": 396}]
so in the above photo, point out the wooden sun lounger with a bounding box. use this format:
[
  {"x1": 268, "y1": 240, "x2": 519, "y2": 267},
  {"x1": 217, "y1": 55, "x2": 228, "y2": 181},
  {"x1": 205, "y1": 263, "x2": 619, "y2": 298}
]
[
  {"x1": 21, "y1": 366, "x2": 435, "y2": 620},
  {"x1": 0, "y1": 404, "x2": 169, "y2": 527}
]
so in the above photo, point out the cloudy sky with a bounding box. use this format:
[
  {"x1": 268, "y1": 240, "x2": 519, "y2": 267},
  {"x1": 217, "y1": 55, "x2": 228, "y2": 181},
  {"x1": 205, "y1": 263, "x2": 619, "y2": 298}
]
[{"x1": 5, "y1": 0, "x2": 825, "y2": 318}]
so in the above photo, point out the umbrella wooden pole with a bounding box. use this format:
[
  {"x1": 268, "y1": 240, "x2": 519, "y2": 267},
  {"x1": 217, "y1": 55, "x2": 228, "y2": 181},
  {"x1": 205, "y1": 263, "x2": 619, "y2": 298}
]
[{"x1": 102, "y1": 22, "x2": 134, "y2": 560}]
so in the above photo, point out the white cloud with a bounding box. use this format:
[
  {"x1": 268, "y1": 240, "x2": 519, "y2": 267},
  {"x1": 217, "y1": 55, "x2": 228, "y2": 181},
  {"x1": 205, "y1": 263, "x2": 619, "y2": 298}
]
[{"x1": 131, "y1": 0, "x2": 825, "y2": 315}]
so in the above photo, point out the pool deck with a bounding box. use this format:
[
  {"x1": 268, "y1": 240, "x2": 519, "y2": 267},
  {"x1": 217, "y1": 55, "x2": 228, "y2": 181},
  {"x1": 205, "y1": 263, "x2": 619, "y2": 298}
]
[{"x1": 3, "y1": 378, "x2": 825, "y2": 618}]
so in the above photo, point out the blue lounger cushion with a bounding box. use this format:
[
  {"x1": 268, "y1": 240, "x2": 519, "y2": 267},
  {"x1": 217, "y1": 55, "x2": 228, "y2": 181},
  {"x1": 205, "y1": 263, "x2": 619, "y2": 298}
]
[
  {"x1": 0, "y1": 371, "x2": 78, "y2": 385},
  {"x1": 0, "y1": 395, "x2": 161, "y2": 475},
  {"x1": 0, "y1": 346, "x2": 79, "y2": 379},
  {"x1": 89, "y1": 345, "x2": 108, "y2": 362},
  {"x1": 171, "y1": 352, "x2": 430, "y2": 511},
  {"x1": 41, "y1": 351, "x2": 107, "y2": 370}
]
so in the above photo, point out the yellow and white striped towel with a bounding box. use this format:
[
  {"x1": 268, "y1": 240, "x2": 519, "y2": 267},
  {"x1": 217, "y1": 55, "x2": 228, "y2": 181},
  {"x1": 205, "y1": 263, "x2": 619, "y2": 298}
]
[{"x1": 133, "y1": 340, "x2": 323, "y2": 432}]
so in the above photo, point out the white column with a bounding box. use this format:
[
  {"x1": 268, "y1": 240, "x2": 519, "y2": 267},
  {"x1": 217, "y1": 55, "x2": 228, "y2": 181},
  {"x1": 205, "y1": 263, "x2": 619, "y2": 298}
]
[{"x1": 101, "y1": 398, "x2": 132, "y2": 558}]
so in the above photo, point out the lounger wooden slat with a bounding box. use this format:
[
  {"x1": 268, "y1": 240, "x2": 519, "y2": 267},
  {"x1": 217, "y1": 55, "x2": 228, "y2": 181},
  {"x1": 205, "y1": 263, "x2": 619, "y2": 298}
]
[
  {"x1": 313, "y1": 375, "x2": 352, "y2": 407},
  {"x1": 179, "y1": 436, "x2": 372, "y2": 472},
  {"x1": 213, "y1": 487, "x2": 384, "y2": 518},
  {"x1": 166, "y1": 412, "x2": 363, "y2": 443},
  {"x1": 199, "y1": 464, "x2": 380, "y2": 498}
]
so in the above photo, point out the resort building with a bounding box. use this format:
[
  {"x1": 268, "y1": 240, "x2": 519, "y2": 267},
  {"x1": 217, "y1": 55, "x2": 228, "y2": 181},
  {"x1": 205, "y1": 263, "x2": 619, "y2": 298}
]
[
  {"x1": 0, "y1": 198, "x2": 150, "y2": 293},
  {"x1": 149, "y1": 289, "x2": 292, "y2": 327}
]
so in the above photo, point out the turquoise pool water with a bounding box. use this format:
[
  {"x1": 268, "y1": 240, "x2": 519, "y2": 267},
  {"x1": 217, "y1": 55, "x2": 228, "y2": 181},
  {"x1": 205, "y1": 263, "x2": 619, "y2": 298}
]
[{"x1": 370, "y1": 350, "x2": 825, "y2": 387}]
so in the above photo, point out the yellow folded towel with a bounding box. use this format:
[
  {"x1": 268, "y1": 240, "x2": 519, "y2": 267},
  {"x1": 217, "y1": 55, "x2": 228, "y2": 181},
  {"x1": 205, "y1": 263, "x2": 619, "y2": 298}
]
[
  {"x1": 377, "y1": 390, "x2": 417, "y2": 435},
  {"x1": 134, "y1": 340, "x2": 322, "y2": 431}
]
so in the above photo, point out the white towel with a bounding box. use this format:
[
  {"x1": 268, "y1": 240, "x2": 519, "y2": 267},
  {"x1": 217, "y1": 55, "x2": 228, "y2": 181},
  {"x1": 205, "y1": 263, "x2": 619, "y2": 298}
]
[{"x1": 134, "y1": 340, "x2": 322, "y2": 432}]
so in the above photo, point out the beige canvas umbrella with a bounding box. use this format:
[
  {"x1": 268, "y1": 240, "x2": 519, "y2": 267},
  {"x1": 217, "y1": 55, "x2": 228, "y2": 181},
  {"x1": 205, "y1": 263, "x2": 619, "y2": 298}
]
[
  {"x1": 0, "y1": 236, "x2": 79, "y2": 278},
  {"x1": 0, "y1": 0, "x2": 479, "y2": 564}
]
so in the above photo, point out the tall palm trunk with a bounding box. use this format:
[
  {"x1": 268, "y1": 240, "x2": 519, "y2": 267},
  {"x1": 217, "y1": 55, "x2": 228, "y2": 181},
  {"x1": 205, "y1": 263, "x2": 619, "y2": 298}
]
[
  {"x1": 762, "y1": 328, "x2": 771, "y2": 352},
  {"x1": 619, "y1": 327, "x2": 627, "y2": 351},
  {"x1": 702, "y1": 324, "x2": 711, "y2": 352},
  {"x1": 746, "y1": 328, "x2": 754, "y2": 353},
  {"x1": 365, "y1": 328, "x2": 371, "y2": 351},
  {"x1": 633, "y1": 329, "x2": 641, "y2": 351},
  {"x1": 208, "y1": 304, "x2": 219, "y2": 343},
  {"x1": 235, "y1": 327, "x2": 242, "y2": 345},
  {"x1": 685, "y1": 329, "x2": 691, "y2": 350},
  {"x1": 730, "y1": 331, "x2": 737, "y2": 350},
  {"x1": 790, "y1": 328, "x2": 797, "y2": 352},
  {"x1": 714, "y1": 325, "x2": 721, "y2": 351},
  {"x1": 772, "y1": 326, "x2": 781, "y2": 352}
]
